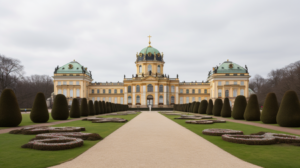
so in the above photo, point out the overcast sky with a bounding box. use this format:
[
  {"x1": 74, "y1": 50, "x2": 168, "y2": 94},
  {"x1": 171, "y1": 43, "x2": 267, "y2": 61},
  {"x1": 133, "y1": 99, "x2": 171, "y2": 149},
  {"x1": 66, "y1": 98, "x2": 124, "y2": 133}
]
[{"x1": 0, "y1": 0, "x2": 299, "y2": 82}]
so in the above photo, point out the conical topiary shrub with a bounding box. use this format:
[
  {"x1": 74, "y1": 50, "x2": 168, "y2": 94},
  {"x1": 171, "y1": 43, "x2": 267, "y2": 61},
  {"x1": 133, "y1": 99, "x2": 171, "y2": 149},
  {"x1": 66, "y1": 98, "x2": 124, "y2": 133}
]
[
  {"x1": 198, "y1": 100, "x2": 207, "y2": 114},
  {"x1": 232, "y1": 95, "x2": 247, "y2": 120},
  {"x1": 213, "y1": 99, "x2": 223, "y2": 116},
  {"x1": 80, "y1": 98, "x2": 89, "y2": 116},
  {"x1": 277, "y1": 90, "x2": 300, "y2": 127},
  {"x1": 98, "y1": 101, "x2": 102, "y2": 114},
  {"x1": 193, "y1": 102, "x2": 200, "y2": 113},
  {"x1": 88, "y1": 100, "x2": 95, "y2": 116},
  {"x1": 106, "y1": 102, "x2": 111, "y2": 113},
  {"x1": 188, "y1": 103, "x2": 193, "y2": 112},
  {"x1": 261, "y1": 93, "x2": 279, "y2": 124},
  {"x1": 206, "y1": 99, "x2": 213, "y2": 115},
  {"x1": 51, "y1": 94, "x2": 69, "y2": 120},
  {"x1": 0, "y1": 89, "x2": 22, "y2": 126},
  {"x1": 102, "y1": 101, "x2": 106, "y2": 113},
  {"x1": 190, "y1": 102, "x2": 196, "y2": 112},
  {"x1": 94, "y1": 101, "x2": 99, "y2": 115},
  {"x1": 221, "y1": 98, "x2": 231, "y2": 117},
  {"x1": 30, "y1": 92, "x2": 49, "y2": 123},
  {"x1": 70, "y1": 99, "x2": 80, "y2": 118},
  {"x1": 244, "y1": 94, "x2": 260, "y2": 121}
]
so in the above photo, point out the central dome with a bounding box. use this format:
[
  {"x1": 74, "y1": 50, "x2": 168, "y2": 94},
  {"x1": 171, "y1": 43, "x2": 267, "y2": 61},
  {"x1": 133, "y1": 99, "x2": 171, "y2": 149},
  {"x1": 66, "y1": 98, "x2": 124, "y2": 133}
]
[{"x1": 137, "y1": 46, "x2": 163, "y2": 62}]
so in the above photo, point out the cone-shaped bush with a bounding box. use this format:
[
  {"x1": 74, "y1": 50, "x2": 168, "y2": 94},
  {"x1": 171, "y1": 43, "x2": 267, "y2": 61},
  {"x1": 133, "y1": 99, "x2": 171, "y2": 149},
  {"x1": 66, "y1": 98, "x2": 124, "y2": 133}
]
[
  {"x1": 106, "y1": 102, "x2": 111, "y2": 113},
  {"x1": 206, "y1": 99, "x2": 213, "y2": 115},
  {"x1": 88, "y1": 100, "x2": 95, "y2": 116},
  {"x1": 244, "y1": 94, "x2": 260, "y2": 121},
  {"x1": 221, "y1": 98, "x2": 231, "y2": 117},
  {"x1": 102, "y1": 101, "x2": 106, "y2": 113},
  {"x1": 193, "y1": 102, "x2": 200, "y2": 113},
  {"x1": 185, "y1": 104, "x2": 189, "y2": 112},
  {"x1": 232, "y1": 95, "x2": 247, "y2": 120},
  {"x1": 277, "y1": 90, "x2": 300, "y2": 127},
  {"x1": 261, "y1": 93, "x2": 279, "y2": 124},
  {"x1": 213, "y1": 99, "x2": 223, "y2": 116},
  {"x1": 70, "y1": 99, "x2": 80, "y2": 118},
  {"x1": 51, "y1": 94, "x2": 69, "y2": 120},
  {"x1": 94, "y1": 101, "x2": 99, "y2": 115},
  {"x1": 98, "y1": 101, "x2": 102, "y2": 114},
  {"x1": 0, "y1": 89, "x2": 22, "y2": 126},
  {"x1": 80, "y1": 98, "x2": 89, "y2": 116},
  {"x1": 30, "y1": 92, "x2": 49, "y2": 123},
  {"x1": 190, "y1": 102, "x2": 196, "y2": 112},
  {"x1": 198, "y1": 100, "x2": 207, "y2": 114}
]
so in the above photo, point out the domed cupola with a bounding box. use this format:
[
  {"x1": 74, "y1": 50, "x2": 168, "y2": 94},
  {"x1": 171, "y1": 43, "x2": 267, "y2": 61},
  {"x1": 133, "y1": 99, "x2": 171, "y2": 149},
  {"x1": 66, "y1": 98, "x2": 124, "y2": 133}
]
[{"x1": 136, "y1": 35, "x2": 164, "y2": 62}]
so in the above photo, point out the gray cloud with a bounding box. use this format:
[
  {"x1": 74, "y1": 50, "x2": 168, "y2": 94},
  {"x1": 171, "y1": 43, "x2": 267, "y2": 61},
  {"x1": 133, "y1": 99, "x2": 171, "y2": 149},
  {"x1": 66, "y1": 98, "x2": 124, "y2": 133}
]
[{"x1": 0, "y1": 0, "x2": 299, "y2": 82}]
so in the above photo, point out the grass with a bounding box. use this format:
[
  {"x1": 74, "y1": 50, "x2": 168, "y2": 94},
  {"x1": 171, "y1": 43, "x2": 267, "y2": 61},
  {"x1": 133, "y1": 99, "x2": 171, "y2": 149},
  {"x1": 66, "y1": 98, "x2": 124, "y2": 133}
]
[
  {"x1": 0, "y1": 112, "x2": 140, "y2": 168},
  {"x1": 161, "y1": 113, "x2": 300, "y2": 168}
]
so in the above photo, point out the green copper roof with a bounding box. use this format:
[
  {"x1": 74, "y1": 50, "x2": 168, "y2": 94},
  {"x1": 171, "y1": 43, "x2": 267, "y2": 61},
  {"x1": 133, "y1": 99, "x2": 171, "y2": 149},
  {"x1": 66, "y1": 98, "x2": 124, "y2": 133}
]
[
  {"x1": 216, "y1": 61, "x2": 247, "y2": 73},
  {"x1": 56, "y1": 61, "x2": 92, "y2": 77},
  {"x1": 140, "y1": 46, "x2": 160, "y2": 54}
]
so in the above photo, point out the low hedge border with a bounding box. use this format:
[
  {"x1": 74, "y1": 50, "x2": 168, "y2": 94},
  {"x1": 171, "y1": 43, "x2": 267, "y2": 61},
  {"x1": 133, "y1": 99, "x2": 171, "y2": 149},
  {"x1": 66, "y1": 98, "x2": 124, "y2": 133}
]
[
  {"x1": 35, "y1": 132, "x2": 103, "y2": 141},
  {"x1": 22, "y1": 137, "x2": 84, "y2": 150},
  {"x1": 202, "y1": 129, "x2": 243, "y2": 136},
  {"x1": 9, "y1": 126, "x2": 86, "y2": 135},
  {"x1": 222, "y1": 134, "x2": 277, "y2": 145},
  {"x1": 185, "y1": 120, "x2": 213, "y2": 124}
]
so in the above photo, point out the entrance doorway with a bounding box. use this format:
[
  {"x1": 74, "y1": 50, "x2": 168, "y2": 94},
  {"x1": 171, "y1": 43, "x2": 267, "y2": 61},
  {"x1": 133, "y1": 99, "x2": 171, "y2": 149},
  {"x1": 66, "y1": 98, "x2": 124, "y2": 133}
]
[{"x1": 147, "y1": 95, "x2": 153, "y2": 105}]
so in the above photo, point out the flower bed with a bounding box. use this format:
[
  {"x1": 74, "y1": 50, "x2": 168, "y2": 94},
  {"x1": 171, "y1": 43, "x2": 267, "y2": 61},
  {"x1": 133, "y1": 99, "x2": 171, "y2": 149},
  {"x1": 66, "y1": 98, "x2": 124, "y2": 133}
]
[
  {"x1": 35, "y1": 132, "x2": 103, "y2": 140},
  {"x1": 222, "y1": 134, "x2": 277, "y2": 145},
  {"x1": 271, "y1": 133, "x2": 300, "y2": 143},
  {"x1": 22, "y1": 137, "x2": 84, "y2": 150},
  {"x1": 92, "y1": 118, "x2": 127, "y2": 123},
  {"x1": 185, "y1": 120, "x2": 213, "y2": 124},
  {"x1": 199, "y1": 116, "x2": 213, "y2": 119},
  {"x1": 202, "y1": 129, "x2": 243, "y2": 136},
  {"x1": 10, "y1": 127, "x2": 86, "y2": 135},
  {"x1": 205, "y1": 120, "x2": 226, "y2": 123}
]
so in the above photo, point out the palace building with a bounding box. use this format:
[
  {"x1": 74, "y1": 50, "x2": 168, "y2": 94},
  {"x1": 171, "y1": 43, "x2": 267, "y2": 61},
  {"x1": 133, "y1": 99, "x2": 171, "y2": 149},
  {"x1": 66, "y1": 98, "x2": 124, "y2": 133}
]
[{"x1": 52, "y1": 36, "x2": 252, "y2": 109}]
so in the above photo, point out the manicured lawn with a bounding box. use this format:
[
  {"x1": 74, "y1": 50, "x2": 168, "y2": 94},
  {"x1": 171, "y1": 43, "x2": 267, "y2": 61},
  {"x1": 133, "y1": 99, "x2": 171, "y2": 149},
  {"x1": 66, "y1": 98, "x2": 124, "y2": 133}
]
[
  {"x1": 162, "y1": 113, "x2": 300, "y2": 168},
  {"x1": 0, "y1": 112, "x2": 140, "y2": 168}
]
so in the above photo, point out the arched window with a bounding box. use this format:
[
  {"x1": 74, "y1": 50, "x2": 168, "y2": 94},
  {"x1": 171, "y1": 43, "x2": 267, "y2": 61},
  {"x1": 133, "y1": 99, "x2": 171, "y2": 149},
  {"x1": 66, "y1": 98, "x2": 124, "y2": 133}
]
[
  {"x1": 136, "y1": 96, "x2": 140, "y2": 103},
  {"x1": 92, "y1": 89, "x2": 94, "y2": 94},
  {"x1": 186, "y1": 89, "x2": 189, "y2": 94},
  {"x1": 192, "y1": 89, "x2": 195, "y2": 94},
  {"x1": 218, "y1": 89, "x2": 222, "y2": 97},
  {"x1": 171, "y1": 96, "x2": 175, "y2": 104},
  {"x1": 198, "y1": 89, "x2": 201, "y2": 93},
  {"x1": 103, "y1": 89, "x2": 106, "y2": 93},
  {"x1": 225, "y1": 90, "x2": 229, "y2": 97},
  {"x1": 240, "y1": 89, "x2": 244, "y2": 96},
  {"x1": 109, "y1": 89, "x2": 111, "y2": 94},
  {"x1": 148, "y1": 64, "x2": 152, "y2": 72},
  {"x1": 157, "y1": 65, "x2": 161, "y2": 73},
  {"x1": 171, "y1": 86, "x2": 175, "y2": 93},
  {"x1": 97, "y1": 89, "x2": 100, "y2": 93},
  {"x1": 114, "y1": 89, "x2": 117, "y2": 93},
  {"x1": 148, "y1": 84, "x2": 153, "y2": 92},
  {"x1": 128, "y1": 96, "x2": 132, "y2": 103},
  {"x1": 159, "y1": 85, "x2": 163, "y2": 92},
  {"x1": 136, "y1": 85, "x2": 140, "y2": 92},
  {"x1": 128, "y1": 86, "x2": 131, "y2": 93},
  {"x1": 159, "y1": 95, "x2": 163, "y2": 103},
  {"x1": 204, "y1": 89, "x2": 207, "y2": 93},
  {"x1": 139, "y1": 65, "x2": 142, "y2": 73}
]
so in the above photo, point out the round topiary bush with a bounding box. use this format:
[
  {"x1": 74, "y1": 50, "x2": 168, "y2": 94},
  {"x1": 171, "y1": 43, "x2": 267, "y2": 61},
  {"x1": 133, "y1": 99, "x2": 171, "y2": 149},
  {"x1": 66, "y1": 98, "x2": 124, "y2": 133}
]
[
  {"x1": 221, "y1": 98, "x2": 232, "y2": 117},
  {"x1": 0, "y1": 89, "x2": 22, "y2": 127},
  {"x1": 70, "y1": 99, "x2": 80, "y2": 118},
  {"x1": 30, "y1": 92, "x2": 49, "y2": 123},
  {"x1": 232, "y1": 95, "x2": 247, "y2": 120},
  {"x1": 88, "y1": 100, "x2": 95, "y2": 116},
  {"x1": 51, "y1": 94, "x2": 69, "y2": 120},
  {"x1": 80, "y1": 98, "x2": 89, "y2": 116},
  {"x1": 277, "y1": 90, "x2": 300, "y2": 127},
  {"x1": 213, "y1": 99, "x2": 223, "y2": 116},
  {"x1": 206, "y1": 99, "x2": 213, "y2": 115},
  {"x1": 193, "y1": 102, "x2": 200, "y2": 113},
  {"x1": 198, "y1": 100, "x2": 207, "y2": 114},
  {"x1": 261, "y1": 93, "x2": 279, "y2": 124},
  {"x1": 244, "y1": 94, "x2": 260, "y2": 121},
  {"x1": 94, "y1": 101, "x2": 99, "y2": 115}
]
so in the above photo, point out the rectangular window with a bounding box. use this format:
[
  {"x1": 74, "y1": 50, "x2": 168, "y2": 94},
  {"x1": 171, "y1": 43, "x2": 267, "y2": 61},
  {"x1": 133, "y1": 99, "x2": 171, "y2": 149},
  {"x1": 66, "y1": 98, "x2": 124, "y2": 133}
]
[
  {"x1": 218, "y1": 89, "x2": 222, "y2": 97},
  {"x1": 103, "y1": 97, "x2": 106, "y2": 101},
  {"x1": 97, "y1": 97, "x2": 100, "y2": 101},
  {"x1": 103, "y1": 89, "x2": 106, "y2": 94},
  {"x1": 186, "y1": 89, "x2": 189, "y2": 94},
  {"x1": 186, "y1": 97, "x2": 189, "y2": 103},
  {"x1": 233, "y1": 89, "x2": 237, "y2": 97},
  {"x1": 218, "y1": 81, "x2": 222, "y2": 86},
  {"x1": 69, "y1": 81, "x2": 73, "y2": 85},
  {"x1": 225, "y1": 74, "x2": 229, "y2": 76},
  {"x1": 76, "y1": 81, "x2": 79, "y2": 85},
  {"x1": 109, "y1": 97, "x2": 111, "y2": 102},
  {"x1": 115, "y1": 97, "x2": 117, "y2": 103},
  {"x1": 241, "y1": 81, "x2": 244, "y2": 86},
  {"x1": 204, "y1": 89, "x2": 207, "y2": 94},
  {"x1": 240, "y1": 74, "x2": 245, "y2": 76},
  {"x1": 114, "y1": 89, "x2": 117, "y2": 94},
  {"x1": 234, "y1": 81, "x2": 237, "y2": 85},
  {"x1": 180, "y1": 89, "x2": 183, "y2": 93},
  {"x1": 192, "y1": 97, "x2": 195, "y2": 102},
  {"x1": 70, "y1": 90, "x2": 73, "y2": 97},
  {"x1": 63, "y1": 89, "x2": 67, "y2": 96},
  {"x1": 69, "y1": 100, "x2": 72, "y2": 105},
  {"x1": 198, "y1": 89, "x2": 201, "y2": 93},
  {"x1": 120, "y1": 97, "x2": 123, "y2": 104},
  {"x1": 226, "y1": 81, "x2": 229, "y2": 85},
  {"x1": 192, "y1": 89, "x2": 195, "y2": 94},
  {"x1": 234, "y1": 74, "x2": 237, "y2": 76},
  {"x1": 58, "y1": 89, "x2": 62, "y2": 94},
  {"x1": 63, "y1": 81, "x2": 67, "y2": 85},
  {"x1": 205, "y1": 97, "x2": 207, "y2": 100},
  {"x1": 76, "y1": 89, "x2": 80, "y2": 97},
  {"x1": 180, "y1": 97, "x2": 183, "y2": 104},
  {"x1": 120, "y1": 89, "x2": 123, "y2": 93},
  {"x1": 198, "y1": 97, "x2": 201, "y2": 102},
  {"x1": 240, "y1": 89, "x2": 244, "y2": 96},
  {"x1": 97, "y1": 89, "x2": 100, "y2": 94},
  {"x1": 109, "y1": 89, "x2": 111, "y2": 94},
  {"x1": 171, "y1": 86, "x2": 175, "y2": 93},
  {"x1": 58, "y1": 81, "x2": 61, "y2": 85}
]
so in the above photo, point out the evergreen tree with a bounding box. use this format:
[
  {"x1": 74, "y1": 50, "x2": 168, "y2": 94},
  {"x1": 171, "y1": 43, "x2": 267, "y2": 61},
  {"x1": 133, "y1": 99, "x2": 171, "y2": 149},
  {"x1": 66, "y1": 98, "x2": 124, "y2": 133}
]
[
  {"x1": 30, "y1": 92, "x2": 49, "y2": 123},
  {"x1": 261, "y1": 93, "x2": 279, "y2": 124},
  {"x1": 206, "y1": 99, "x2": 213, "y2": 115},
  {"x1": 213, "y1": 99, "x2": 223, "y2": 116},
  {"x1": 51, "y1": 94, "x2": 69, "y2": 120},
  {"x1": 244, "y1": 94, "x2": 260, "y2": 121},
  {"x1": 88, "y1": 100, "x2": 95, "y2": 116},
  {"x1": 80, "y1": 98, "x2": 89, "y2": 116},
  {"x1": 0, "y1": 89, "x2": 22, "y2": 126},
  {"x1": 193, "y1": 102, "x2": 200, "y2": 113},
  {"x1": 70, "y1": 98, "x2": 80, "y2": 118},
  {"x1": 94, "y1": 101, "x2": 99, "y2": 115},
  {"x1": 221, "y1": 98, "x2": 231, "y2": 117},
  {"x1": 232, "y1": 95, "x2": 247, "y2": 120},
  {"x1": 198, "y1": 100, "x2": 207, "y2": 114}
]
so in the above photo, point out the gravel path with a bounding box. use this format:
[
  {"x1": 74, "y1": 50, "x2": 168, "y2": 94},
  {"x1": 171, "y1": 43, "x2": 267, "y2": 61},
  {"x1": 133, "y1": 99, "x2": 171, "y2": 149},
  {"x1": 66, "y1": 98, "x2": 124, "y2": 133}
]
[{"x1": 51, "y1": 112, "x2": 260, "y2": 168}]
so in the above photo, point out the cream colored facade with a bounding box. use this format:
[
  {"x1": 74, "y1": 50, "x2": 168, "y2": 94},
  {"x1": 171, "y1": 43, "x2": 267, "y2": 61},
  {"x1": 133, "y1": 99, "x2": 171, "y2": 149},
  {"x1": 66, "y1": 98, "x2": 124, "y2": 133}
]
[{"x1": 52, "y1": 40, "x2": 251, "y2": 108}]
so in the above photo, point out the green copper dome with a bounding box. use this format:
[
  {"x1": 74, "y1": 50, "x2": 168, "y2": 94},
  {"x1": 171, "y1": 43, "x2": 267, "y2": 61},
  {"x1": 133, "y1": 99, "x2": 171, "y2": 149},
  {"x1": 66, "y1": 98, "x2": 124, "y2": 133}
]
[
  {"x1": 140, "y1": 46, "x2": 160, "y2": 55},
  {"x1": 216, "y1": 60, "x2": 247, "y2": 73},
  {"x1": 55, "y1": 60, "x2": 92, "y2": 77}
]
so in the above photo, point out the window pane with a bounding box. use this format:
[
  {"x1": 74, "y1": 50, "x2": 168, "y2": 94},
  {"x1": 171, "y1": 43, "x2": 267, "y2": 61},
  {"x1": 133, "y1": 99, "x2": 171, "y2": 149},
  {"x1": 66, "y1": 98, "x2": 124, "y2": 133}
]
[
  {"x1": 148, "y1": 84, "x2": 153, "y2": 92},
  {"x1": 136, "y1": 85, "x2": 140, "y2": 92},
  {"x1": 128, "y1": 96, "x2": 132, "y2": 103},
  {"x1": 70, "y1": 90, "x2": 73, "y2": 97},
  {"x1": 157, "y1": 65, "x2": 161, "y2": 73},
  {"x1": 70, "y1": 81, "x2": 73, "y2": 85},
  {"x1": 171, "y1": 96, "x2": 175, "y2": 103},
  {"x1": 76, "y1": 81, "x2": 79, "y2": 85},
  {"x1": 76, "y1": 89, "x2": 80, "y2": 97},
  {"x1": 159, "y1": 96, "x2": 163, "y2": 103},
  {"x1": 218, "y1": 89, "x2": 222, "y2": 97},
  {"x1": 128, "y1": 86, "x2": 131, "y2": 93},
  {"x1": 159, "y1": 85, "x2": 163, "y2": 92}
]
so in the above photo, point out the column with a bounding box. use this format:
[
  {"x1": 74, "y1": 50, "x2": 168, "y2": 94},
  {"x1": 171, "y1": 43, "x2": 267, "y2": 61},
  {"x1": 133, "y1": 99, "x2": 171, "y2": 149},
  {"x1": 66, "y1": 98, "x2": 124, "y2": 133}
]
[
  {"x1": 175, "y1": 86, "x2": 179, "y2": 104},
  {"x1": 132, "y1": 86, "x2": 136, "y2": 105},
  {"x1": 124, "y1": 87, "x2": 127, "y2": 104},
  {"x1": 155, "y1": 85, "x2": 158, "y2": 105},
  {"x1": 164, "y1": 86, "x2": 167, "y2": 105},
  {"x1": 143, "y1": 85, "x2": 146, "y2": 105}
]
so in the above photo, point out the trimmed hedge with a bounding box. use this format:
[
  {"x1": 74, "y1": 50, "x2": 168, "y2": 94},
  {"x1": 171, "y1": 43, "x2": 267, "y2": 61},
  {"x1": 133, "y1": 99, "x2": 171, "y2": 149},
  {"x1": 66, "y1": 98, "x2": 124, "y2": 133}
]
[
  {"x1": 70, "y1": 99, "x2": 80, "y2": 118},
  {"x1": 221, "y1": 98, "x2": 231, "y2": 117},
  {"x1": 198, "y1": 100, "x2": 208, "y2": 114},
  {"x1": 0, "y1": 89, "x2": 22, "y2": 127},
  {"x1": 30, "y1": 92, "x2": 49, "y2": 123},
  {"x1": 193, "y1": 102, "x2": 200, "y2": 113},
  {"x1": 94, "y1": 101, "x2": 99, "y2": 115},
  {"x1": 261, "y1": 93, "x2": 279, "y2": 124},
  {"x1": 277, "y1": 90, "x2": 300, "y2": 127},
  {"x1": 51, "y1": 94, "x2": 69, "y2": 120},
  {"x1": 80, "y1": 98, "x2": 89, "y2": 116},
  {"x1": 213, "y1": 99, "x2": 223, "y2": 116},
  {"x1": 88, "y1": 100, "x2": 95, "y2": 116},
  {"x1": 102, "y1": 101, "x2": 106, "y2": 113},
  {"x1": 232, "y1": 95, "x2": 247, "y2": 120},
  {"x1": 206, "y1": 99, "x2": 213, "y2": 115},
  {"x1": 244, "y1": 94, "x2": 260, "y2": 121}
]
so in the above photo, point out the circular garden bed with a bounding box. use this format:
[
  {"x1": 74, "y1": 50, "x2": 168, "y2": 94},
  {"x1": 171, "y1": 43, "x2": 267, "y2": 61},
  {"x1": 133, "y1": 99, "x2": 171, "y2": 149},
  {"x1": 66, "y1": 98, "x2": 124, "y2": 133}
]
[
  {"x1": 222, "y1": 134, "x2": 277, "y2": 145},
  {"x1": 202, "y1": 129, "x2": 243, "y2": 136},
  {"x1": 185, "y1": 120, "x2": 213, "y2": 124}
]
